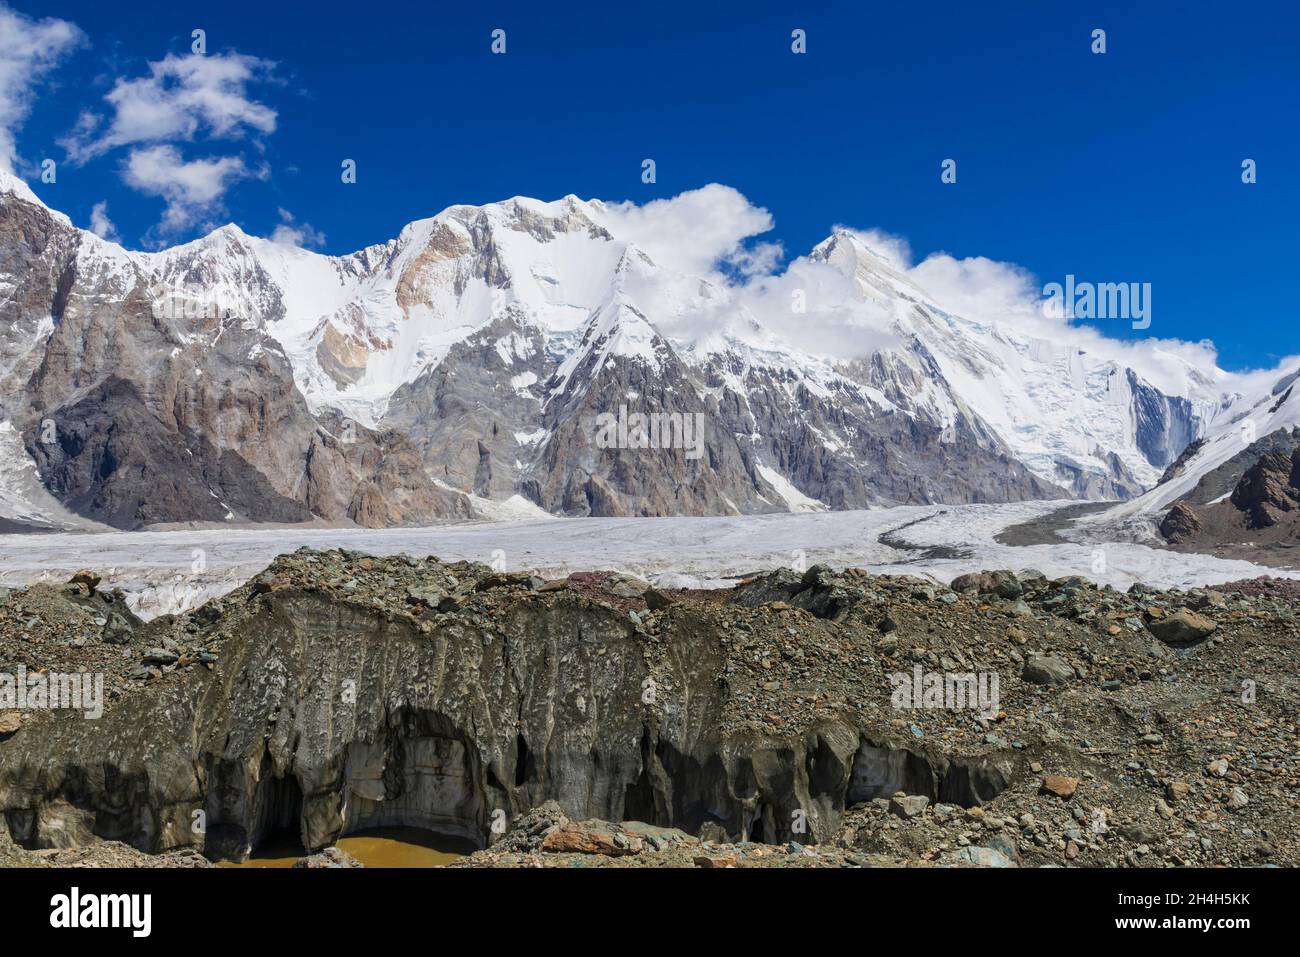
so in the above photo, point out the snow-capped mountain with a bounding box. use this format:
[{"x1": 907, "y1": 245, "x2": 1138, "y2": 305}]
[
  {"x1": 0, "y1": 169, "x2": 1237, "y2": 529},
  {"x1": 805, "y1": 230, "x2": 1228, "y2": 496},
  {"x1": 1083, "y1": 362, "x2": 1300, "y2": 540}
]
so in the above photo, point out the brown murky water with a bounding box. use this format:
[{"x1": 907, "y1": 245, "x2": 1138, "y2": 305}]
[{"x1": 219, "y1": 826, "x2": 476, "y2": 868}]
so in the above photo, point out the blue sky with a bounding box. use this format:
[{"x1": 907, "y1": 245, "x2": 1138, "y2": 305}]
[{"x1": 3, "y1": 0, "x2": 1296, "y2": 370}]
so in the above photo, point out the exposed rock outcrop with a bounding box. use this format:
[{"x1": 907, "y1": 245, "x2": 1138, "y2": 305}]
[
  {"x1": 1158, "y1": 501, "x2": 1201, "y2": 543},
  {"x1": 1157, "y1": 441, "x2": 1300, "y2": 558},
  {"x1": 2, "y1": 178, "x2": 1228, "y2": 526},
  {"x1": 1230, "y1": 448, "x2": 1300, "y2": 528},
  {"x1": 1, "y1": 556, "x2": 1297, "y2": 868}
]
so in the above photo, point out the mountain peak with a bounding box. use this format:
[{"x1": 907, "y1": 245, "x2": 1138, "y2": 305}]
[
  {"x1": 0, "y1": 179, "x2": 1239, "y2": 523},
  {"x1": 0, "y1": 166, "x2": 51, "y2": 210},
  {"x1": 211, "y1": 222, "x2": 249, "y2": 240},
  {"x1": 811, "y1": 228, "x2": 907, "y2": 272}
]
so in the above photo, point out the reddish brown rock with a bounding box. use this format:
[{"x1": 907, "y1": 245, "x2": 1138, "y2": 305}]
[
  {"x1": 1230, "y1": 449, "x2": 1300, "y2": 529},
  {"x1": 1041, "y1": 775, "x2": 1080, "y2": 799},
  {"x1": 1159, "y1": 501, "x2": 1201, "y2": 543},
  {"x1": 541, "y1": 825, "x2": 641, "y2": 857}
]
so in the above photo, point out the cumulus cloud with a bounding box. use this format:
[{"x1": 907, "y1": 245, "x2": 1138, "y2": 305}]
[
  {"x1": 590, "y1": 187, "x2": 1252, "y2": 390},
  {"x1": 61, "y1": 51, "x2": 276, "y2": 163},
  {"x1": 269, "y1": 207, "x2": 325, "y2": 248},
  {"x1": 590, "y1": 187, "x2": 895, "y2": 357},
  {"x1": 61, "y1": 49, "x2": 277, "y2": 239},
  {"x1": 592, "y1": 184, "x2": 781, "y2": 280},
  {"x1": 122, "y1": 144, "x2": 258, "y2": 233},
  {"x1": 906, "y1": 249, "x2": 1227, "y2": 396},
  {"x1": 909, "y1": 252, "x2": 1046, "y2": 329},
  {"x1": 732, "y1": 256, "x2": 900, "y2": 358},
  {"x1": 0, "y1": 4, "x2": 83, "y2": 171},
  {"x1": 88, "y1": 200, "x2": 119, "y2": 241}
]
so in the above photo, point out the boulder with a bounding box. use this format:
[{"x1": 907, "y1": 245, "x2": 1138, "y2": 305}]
[
  {"x1": 293, "y1": 846, "x2": 363, "y2": 868},
  {"x1": 888, "y1": 794, "x2": 930, "y2": 819},
  {"x1": 1022, "y1": 654, "x2": 1075, "y2": 685},
  {"x1": 1041, "y1": 775, "x2": 1080, "y2": 799},
  {"x1": 68, "y1": 570, "x2": 101, "y2": 595},
  {"x1": 952, "y1": 846, "x2": 1016, "y2": 867},
  {"x1": 1158, "y1": 502, "x2": 1201, "y2": 544},
  {"x1": 541, "y1": 823, "x2": 643, "y2": 856},
  {"x1": 1147, "y1": 608, "x2": 1216, "y2": 645}
]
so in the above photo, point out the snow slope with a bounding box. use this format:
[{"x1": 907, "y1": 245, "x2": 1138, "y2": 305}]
[
  {"x1": 2, "y1": 173, "x2": 1251, "y2": 515},
  {"x1": 809, "y1": 231, "x2": 1226, "y2": 492},
  {"x1": 1087, "y1": 363, "x2": 1300, "y2": 524},
  {"x1": 3, "y1": 502, "x2": 1291, "y2": 619}
]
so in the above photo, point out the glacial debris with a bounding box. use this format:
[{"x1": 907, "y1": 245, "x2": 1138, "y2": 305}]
[{"x1": 0, "y1": 554, "x2": 1296, "y2": 868}]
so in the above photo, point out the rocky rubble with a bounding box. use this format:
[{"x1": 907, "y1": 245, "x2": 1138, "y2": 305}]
[
  {"x1": 0, "y1": 825, "x2": 211, "y2": 868},
  {"x1": 0, "y1": 554, "x2": 1296, "y2": 869},
  {"x1": 453, "y1": 800, "x2": 884, "y2": 868},
  {"x1": 1157, "y1": 432, "x2": 1300, "y2": 566},
  {"x1": 0, "y1": 568, "x2": 218, "y2": 718}
]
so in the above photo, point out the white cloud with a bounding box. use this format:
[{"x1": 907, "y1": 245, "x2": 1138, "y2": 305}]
[
  {"x1": 909, "y1": 253, "x2": 1045, "y2": 328},
  {"x1": 61, "y1": 49, "x2": 277, "y2": 239},
  {"x1": 589, "y1": 184, "x2": 894, "y2": 354},
  {"x1": 907, "y1": 250, "x2": 1226, "y2": 396},
  {"x1": 0, "y1": 4, "x2": 83, "y2": 171},
  {"x1": 592, "y1": 183, "x2": 779, "y2": 279},
  {"x1": 269, "y1": 207, "x2": 325, "y2": 248},
  {"x1": 122, "y1": 144, "x2": 257, "y2": 233},
  {"x1": 62, "y1": 51, "x2": 276, "y2": 163},
  {"x1": 88, "y1": 200, "x2": 119, "y2": 241},
  {"x1": 732, "y1": 256, "x2": 900, "y2": 358},
  {"x1": 590, "y1": 188, "x2": 1241, "y2": 390}
]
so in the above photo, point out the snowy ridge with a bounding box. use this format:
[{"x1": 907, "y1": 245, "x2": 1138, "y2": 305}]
[
  {"x1": 809, "y1": 230, "x2": 1225, "y2": 492},
  {"x1": 0, "y1": 177, "x2": 1253, "y2": 516},
  {"x1": 0, "y1": 168, "x2": 71, "y2": 225},
  {"x1": 1089, "y1": 364, "x2": 1300, "y2": 523}
]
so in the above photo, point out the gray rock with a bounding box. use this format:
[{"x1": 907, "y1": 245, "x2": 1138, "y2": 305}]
[
  {"x1": 952, "y1": 846, "x2": 1016, "y2": 867},
  {"x1": 293, "y1": 846, "x2": 363, "y2": 868},
  {"x1": 888, "y1": 794, "x2": 930, "y2": 819},
  {"x1": 1021, "y1": 654, "x2": 1075, "y2": 685},
  {"x1": 1147, "y1": 609, "x2": 1217, "y2": 645}
]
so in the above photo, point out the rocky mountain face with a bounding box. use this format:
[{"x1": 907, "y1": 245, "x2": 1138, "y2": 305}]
[
  {"x1": 1095, "y1": 363, "x2": 1300, "y2": 555},
  {"x1": 1129, "y1": 370, "x2": 1201, "y2": 476},
  {"x1": 1, "y1": 553, "x2": 1295, "y2": 868},
  {"x1": 1157, "y1": 437, "x2": 1300, "y2": 552},
  {"x1": 0, "y1": 172, "x2": 1229, "y2": 527},
  {"x1": 0, "y1": 183, "x2": 469, "y2": 529},
  {"x1": 1229, "y1": 447, "x2": 1300, "y2": 528}
]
